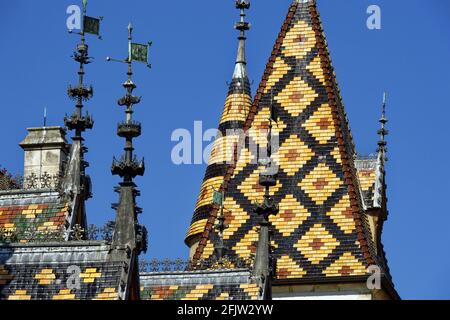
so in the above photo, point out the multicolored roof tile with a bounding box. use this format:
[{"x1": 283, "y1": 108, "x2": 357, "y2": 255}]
[
  {"x1": 188, "y1": 0, "x2": 393, "y2": 285},
  {"x1": 186, "y1": 1, "x2": 253, "y2": 245},
  {"x1": 0, "y1": 191, "x2": 70, "y2": 243},
  {"x1": 0, "y1": 242, "x2": 123, "y2": 300},
  {"x1": 140, "y1": 269, "x2": 259, "y2": 300}
]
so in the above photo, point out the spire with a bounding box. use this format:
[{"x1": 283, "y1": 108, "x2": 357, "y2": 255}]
[
  {"x1": 107, "y1": 24, "x2": 151, "y2": 299},
  {"x1": 374, "y1": 92, "x2": 389, "y2": 208},
  {"x1": 61, "y1": 0, "x2": 102, "y2": 234},
  {"x1": 185, "y1": 1, "x2": 253, "y2": 251},
  {"x1": 377, "y1": 92, "x2": 388, "y2": 159},
  {"x1": 232, "y1": 0, "x2": 251, "y2": 89}
]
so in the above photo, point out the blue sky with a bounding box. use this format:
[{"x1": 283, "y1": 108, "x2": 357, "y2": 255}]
[{"x1": 1, "y1": 0, "x2": 449, "y2": 299}]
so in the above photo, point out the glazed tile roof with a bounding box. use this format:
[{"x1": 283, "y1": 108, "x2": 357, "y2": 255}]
[
  {"x1": 186, "y1": 29, "x2": 253, "y2": 245},
  {"x1": 140, "y1": 269, "x2": 259, "y2": 300},
  {"x1": 189, "y1": 0, "x2": 386, "y2": 282},
  {"x1": 0, "y1": 190, "x2": 70, "y2": 243},
  {"x1": 0, "y1": 242, "x2": 123, "y2": 300}
]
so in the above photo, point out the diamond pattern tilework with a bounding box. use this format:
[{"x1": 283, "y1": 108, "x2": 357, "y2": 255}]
[
  {"x1": 295, "y1": 224, "x2": 340, "y2": 264},
  {"x1": 237, "y1": 168, "x2": 281, "y2": 203},
  {"x1": 302, "y1": 104, "x2": 335, "y2": 144},
  {"x1": 282, "y1": 19, "x2": 316, "y2": 59},
  {"x1": 247, "y1": 106, "x2": 287, "y2": 147},
  {"x1": 326, "y1": 195, "x2": 355, "y2": 234},
  {"x1": 232, "y1": 226, "x2": 258, "y2": 258},
  {"x1": 299, "y1": 163, "x2": 342, "y2": 205},
  {"x1": 264, "y1": 56, "x2": 291, "y2": 94},
  {"x1": 223, "y1": 198, "x2": 249, "y2": 240},
  {"x1": 191, "y1": 0, "x2": 375, "y2": 282},
  {"x1": 275, "y1": 76, "x2": 318, "y2": 117},
  {"x1": 323, "y1": 252, "x2": 367, "y2": 277},
  {"x1": 274, "y1": 134, "x2": 314, "y2": 176},
  {"x1": 270, "y1": 194, "x2": 310, "y2": 237},
  {"x1": 276, "y1": 255, "x2": 306, "y2": 279}
]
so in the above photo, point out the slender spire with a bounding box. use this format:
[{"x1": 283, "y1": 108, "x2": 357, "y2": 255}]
[
  {"x1": 110, "y1": 23, "x2": 146, "y2": 184},
  {"x1": 62, "y1": 0, "x2": 102, "y2": 202},
  {"x1": 108, "y1": 24, "x2": 151, "y2": 299},
  {"x1": 374, "y1": 92, "x2": 389, "y2": 208},
  {"x1": 107, "y1": 23, "x2": 151, "y2": 247},
  {"x1": 377, "y1": 92, "x2": 388, "y2": 159},
  {"x1": 231, "y1": 0, "x2": 251, "y2": 93}
]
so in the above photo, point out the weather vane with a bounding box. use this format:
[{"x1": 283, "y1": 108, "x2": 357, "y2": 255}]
[
  {"x1": 107, "y1": 23, "x2": 152, "y2": 70},
  {"x1": 68, "y1": 0, "x2": 103, "y2": 40},
  {"x1": 108, "y1": 23, "x2": 151, "y2": 184}
]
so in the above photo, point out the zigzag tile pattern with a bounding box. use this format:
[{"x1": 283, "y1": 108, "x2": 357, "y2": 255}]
[{"x1": 191, "y1": 0, "x2": 373, "y2": 280}]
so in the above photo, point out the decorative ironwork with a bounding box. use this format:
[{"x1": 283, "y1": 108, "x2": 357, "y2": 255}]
[
  {"x1": 85, "y1": 221, "x2": 116, "y2": 242},
  {"x1": 23, "y1": 172, "x2": 60, "y2": 190},
  {"x1": 69, "y1": 224, "x2": 85, "y2": 241},
  {"x1": 0, "y1": 225, "x2": 66, "y2": 243},
  {"x1": 139, "y1": 258, "x2": 189, "y2": 273},
  {"x1": 192, "y1": 255, "x2": 254, "y2": 271}
]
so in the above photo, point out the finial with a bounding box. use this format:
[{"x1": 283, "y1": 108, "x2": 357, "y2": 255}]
[
  {"x1": 232, "y1": 0, "x2": 251, "y2": 84},
  {"x1": 128, "y1": 22, "x2": 133, "y2": 35},
  {"x1": 377, "y1": 92, "x2": 388, "y2": 157},
  {"x1": 43, "y1": 107, "x2": 47, "y2": 127},
  {"x1": 82, "y1": 0, "x2": 87, "y2": 11},
  {"x1": 109, "y1": 25, "x2": 150, "y2": 184}
]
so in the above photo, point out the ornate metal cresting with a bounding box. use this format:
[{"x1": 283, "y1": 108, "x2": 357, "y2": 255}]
[
  {"x1": 253, "y1": 96, "x2": 279, "y2": 300},
  {"x1": 64, "y1": 0, "x2": 102, "y2": 201}
]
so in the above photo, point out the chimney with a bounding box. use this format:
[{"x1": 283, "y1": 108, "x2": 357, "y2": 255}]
[{"x1": 20, "y1": 126, "x2": 69, "y2": 189}]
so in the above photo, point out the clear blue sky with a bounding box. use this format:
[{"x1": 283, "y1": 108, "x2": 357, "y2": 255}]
[{"x1": 1, "y1": 0, "x2": 449, "y2": 300}]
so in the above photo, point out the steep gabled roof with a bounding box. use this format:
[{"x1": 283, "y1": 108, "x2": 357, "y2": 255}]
[{"x1": 191, "y1": 0, "x2": 388, "y2": 283}]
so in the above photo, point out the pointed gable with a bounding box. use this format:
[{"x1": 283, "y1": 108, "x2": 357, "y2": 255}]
[{"x1": 191, "y1": 0, "x2": 380, "y2": 281}]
